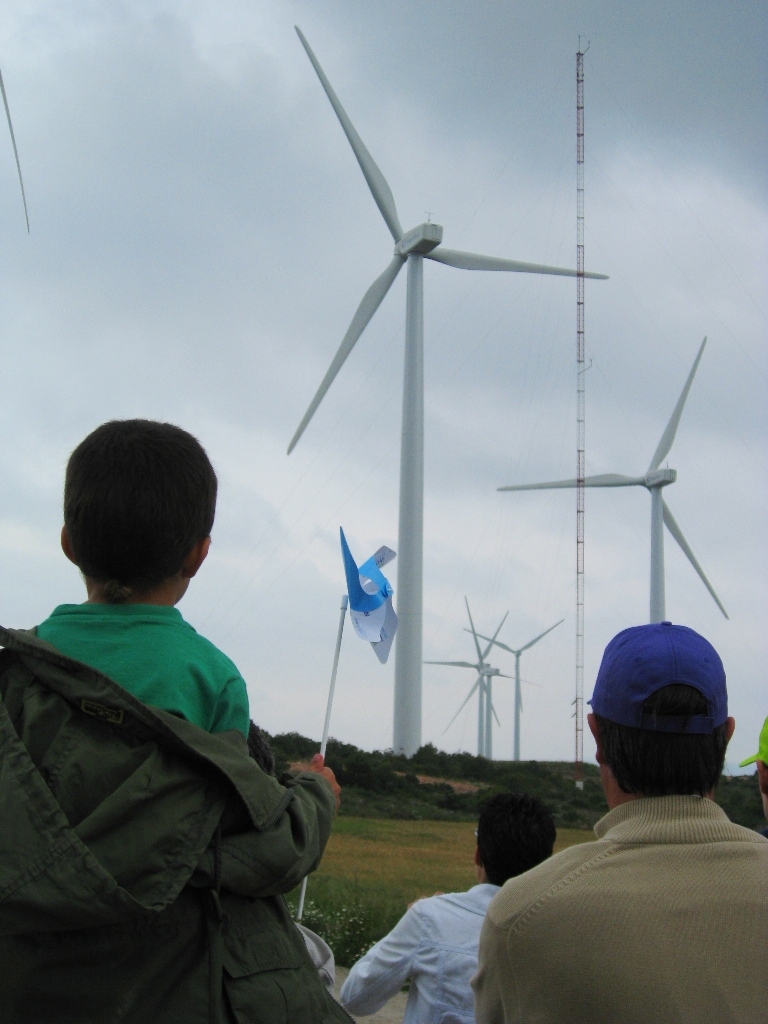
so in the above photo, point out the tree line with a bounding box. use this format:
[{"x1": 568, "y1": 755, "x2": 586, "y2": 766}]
[{"x1": 268, "y1": 733, "x2": 764, "y2": 831}]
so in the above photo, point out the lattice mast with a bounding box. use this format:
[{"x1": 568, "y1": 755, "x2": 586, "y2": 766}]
[{"x1": 574, "y1": 43, "x2": 588, "y2": 789}]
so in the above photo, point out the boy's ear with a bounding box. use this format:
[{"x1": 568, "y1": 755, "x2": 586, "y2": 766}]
[
  {"x1": 182, "y1": 536, "x2": 211, "y2": 580},
  {"x1": 60, "y1": 526, "x2": 78, "y2": 566}
]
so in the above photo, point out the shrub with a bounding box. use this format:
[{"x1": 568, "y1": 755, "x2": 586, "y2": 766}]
[{"x1": 267, "y1": 733, "x2": 764, "y2": 831}]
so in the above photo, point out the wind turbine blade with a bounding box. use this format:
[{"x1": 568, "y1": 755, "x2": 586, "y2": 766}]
[
  {"x1": 648, "y1": 337, "x2": 707, "y2": 472},
  {"x1": 498, "y1": 473, "x2": 644, "y2": 492},
  {"x1": 424, "y1": 660, "x2": 478, "y2": 669},
  {"x1": 466, "y1": 629, "x2": 516, "y2": 655},
  {"x1": 295, "y1": 27, "x2": 403, "y2": 242},
  {"x1": 287, "y1": 256, "x2": 404, "y2": 453},
  {"x1": 442, "y1": 677, "x2": 482, "y2": 735},
  {"x1": 0, "y1": 69, "x2": 29, "y2": 232},
  {"x1": 492, "y1": 703, "x2": 501, "y2": 728},
  {"x1": 464, "y1": 597, "x2": 483, "y2": 662},
  {"x1": 497, "y1": 673, "x2": 513, "y2": 679},
  {"x1": 426, "y1": 247, "x2": 608, "y2": 280},
  {"x1": 518, "y1": 618, "x2": 565, "y2": 654},
  {"x1": 481, "y1": 611, "x2": 509, "y2": 662},
  {"x1": 662, "y1": 500, "x2": 728, "y2": 619}
]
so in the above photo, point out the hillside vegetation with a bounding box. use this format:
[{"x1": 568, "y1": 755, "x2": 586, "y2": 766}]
[{"x1": 270, "y1": 732, "x2": 765, "y2": 831}]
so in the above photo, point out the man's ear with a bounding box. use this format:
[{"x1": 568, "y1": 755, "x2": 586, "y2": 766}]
[
  {"x1": 724, "y1": 716, "x2": 736, "y2": 744},
  {"x1": 181, "y1": 536, "x2": 211, "y2": 580},
  {"x1": 587, "y1": 713, "x2": 604, "y2": 765},
  {"x1": 474, "y1": 845, "x2": 483, "y2": 868},
  {"x1": 60, "y1": 526, "x2": 78, "y2": 566}
]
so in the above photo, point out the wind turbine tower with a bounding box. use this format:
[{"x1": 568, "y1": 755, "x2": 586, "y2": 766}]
[{"x1": 288, "y1": 27, "x2": 608, "y2": 756}]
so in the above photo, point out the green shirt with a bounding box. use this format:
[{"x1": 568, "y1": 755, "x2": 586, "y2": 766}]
[{"x1": 37, "y1": 603, "x2": 249, "y2": 737}]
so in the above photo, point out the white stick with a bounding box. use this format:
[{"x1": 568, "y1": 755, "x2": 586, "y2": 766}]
[{"x1": 296, "y1": 593, "x2": 348, "y2": 923}]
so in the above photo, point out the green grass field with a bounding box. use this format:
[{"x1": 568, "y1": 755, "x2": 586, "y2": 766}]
[
  {"x1": 317, "y1": 817, "x2": 594, "y2": 901},
  {"x1": 289, "y1": 817, "x2": 595, "y2": 966}
]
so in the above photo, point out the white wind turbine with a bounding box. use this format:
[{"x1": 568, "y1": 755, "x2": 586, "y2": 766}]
[
  {"x1": 499, "y1": 337, "x2": 727, "y2": 623},
  {"x1": 290, "y1": 28, "x2": 610, "y2": 757},
  {"x1": 426, "y1": 599, "x2": 510, "y2": 759},
  {"x1": 288, "y1": 27, "x2": 608, "y2": 756},
  {"x1": 470, "y1": 619, "x2": 563, "y2": 761}
]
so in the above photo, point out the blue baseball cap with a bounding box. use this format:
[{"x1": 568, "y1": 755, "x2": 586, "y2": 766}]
[{"x1": 589, "y1": 622, "x2": 727, "y2": 734}]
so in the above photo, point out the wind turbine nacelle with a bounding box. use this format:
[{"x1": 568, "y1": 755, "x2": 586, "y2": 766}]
[
  {"x1": 394, "y1": 222, "x2": 443, "y2": 257},
  {"x1": 645, "y1": 468, "x2": 677, "y2": 488}
]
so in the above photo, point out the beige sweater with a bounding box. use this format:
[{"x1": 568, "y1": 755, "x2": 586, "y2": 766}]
[{"x1": 473, "y1": 796, "x2": 768, "y2": 1024}]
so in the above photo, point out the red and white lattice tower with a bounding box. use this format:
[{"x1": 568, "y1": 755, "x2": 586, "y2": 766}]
[{"x1": 574, "y1": 44, "x2": 587, "y2": 789}]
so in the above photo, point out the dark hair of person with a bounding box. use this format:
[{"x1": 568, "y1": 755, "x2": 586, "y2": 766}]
[
  {"x1": 247, "y1": 722, "x2": 276, "y2": 776},
  {"x1": 476, "y1": 793, "x2": 556, "y2": 886},
  {"x1": 594, "y1": 684, "x2": 729, "y2": 797},
  {"x1": 64, "y1": 420, "x2": 217, "y2": 601}
]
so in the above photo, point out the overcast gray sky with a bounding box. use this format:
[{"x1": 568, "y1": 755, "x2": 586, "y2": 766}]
[{"x1": 0, "y1": 0, "x2": 765, "y2": 770}]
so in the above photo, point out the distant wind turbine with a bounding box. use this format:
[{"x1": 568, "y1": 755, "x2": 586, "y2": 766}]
[
  {"x1": 499, "y1": 337, "x2": 727, "y2": 623},
  {"x1": 470, "y1": 619, "x2": 563, "y2": 760},
  {"x1": 426, "y1": 598, "x2": 510, "y2": 758},
  {"x1": 288, "y1": 26, "x2": 608, "y2": 756},
  {"x1": 0, "y1": 68, "x2": 29, "y2": 231}
]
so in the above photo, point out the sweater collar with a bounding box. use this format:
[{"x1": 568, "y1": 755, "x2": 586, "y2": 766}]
[{"x1": 593, "y1": 794, "x2": 753, "y2": 845}]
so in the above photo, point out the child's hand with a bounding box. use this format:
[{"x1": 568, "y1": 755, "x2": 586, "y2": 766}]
[{"x1": 304, "y1": 753, "x2": 341, "y2": 811}]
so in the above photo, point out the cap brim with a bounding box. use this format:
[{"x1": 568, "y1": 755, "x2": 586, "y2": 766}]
[{"x1": 738, "y1": 754, "x2": 758, "y2": 767}]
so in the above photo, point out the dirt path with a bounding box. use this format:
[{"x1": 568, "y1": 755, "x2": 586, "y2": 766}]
[{"x1": 333, "y1": 965, "x2": 406, "y2": 1023}]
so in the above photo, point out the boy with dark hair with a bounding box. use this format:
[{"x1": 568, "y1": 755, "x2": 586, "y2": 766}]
[
  {"x1": 474, "y1": 622, "x2": 768, "y2": 1024},
  {"x1": 0, "y1": 419, "x2": 346, "y2": 1023},
  {"x1": 340, "y1": 792, "x2": 555, "y2": 1023},
  {"x1": 476, "y1": 793, "x2": 556, "y2": 885},
  {"x1": 38, "y1": 418, "x2": 249, "y2": 737}
]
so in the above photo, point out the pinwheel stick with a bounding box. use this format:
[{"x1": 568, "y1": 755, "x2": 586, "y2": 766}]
[{"x1": 295, "y1": 593, "x2": 348, "y2": 923}]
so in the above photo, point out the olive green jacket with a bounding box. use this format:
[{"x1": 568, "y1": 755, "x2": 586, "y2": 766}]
[{"x1": 0, "y1": 626, "x2": 351, "y2": 1024}]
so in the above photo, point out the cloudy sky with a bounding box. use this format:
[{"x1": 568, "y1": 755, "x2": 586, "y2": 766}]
[{"x1": 0, "y1": 0, "x2": 764, "y2": 771}]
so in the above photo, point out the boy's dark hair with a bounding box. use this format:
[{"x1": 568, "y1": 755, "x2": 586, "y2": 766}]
[
  {"x1": 477, "y1": 793, "x2": 555, "y2": 886},
  {"x1": 247, "y1": 722, "x2": 276, "y2": 776},
  {"x1": 64, "y1": 419, "x2": 217, "y2": 601},
  {"x1": 595, "y1": 683, "x2": 729, "y2": 796}
]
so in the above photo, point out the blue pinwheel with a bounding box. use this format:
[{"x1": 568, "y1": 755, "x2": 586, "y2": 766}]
[{"x1": 340, "y1": 527, "x2": 398, "y2": 663}]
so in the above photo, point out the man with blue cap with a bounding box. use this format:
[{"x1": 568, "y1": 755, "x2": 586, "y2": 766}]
[{"x1": 473, "y1": 622, "x2": 768, "y2": 1024}]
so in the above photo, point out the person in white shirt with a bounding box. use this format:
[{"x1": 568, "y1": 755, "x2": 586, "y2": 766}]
[{"x1": 339, "y1": 794, "x2": 556, "y2": 1024}]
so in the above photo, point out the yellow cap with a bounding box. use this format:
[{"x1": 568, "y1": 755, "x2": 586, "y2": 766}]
[{"x1": 738, "y1": 716, "x2": 768, "y2": 767}]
